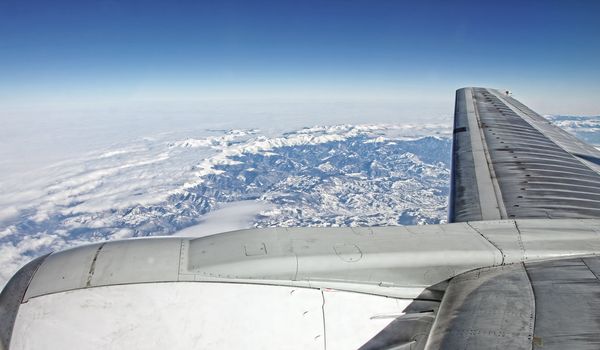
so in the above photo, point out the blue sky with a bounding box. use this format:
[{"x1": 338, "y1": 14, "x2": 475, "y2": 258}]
[{"x1": 2, "y1": 0, "x2": 600, "y2": 115}]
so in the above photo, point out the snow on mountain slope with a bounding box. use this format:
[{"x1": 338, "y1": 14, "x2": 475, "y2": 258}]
[{"x1": 545, "y1": 115, "x2": 600, "y2": 145}]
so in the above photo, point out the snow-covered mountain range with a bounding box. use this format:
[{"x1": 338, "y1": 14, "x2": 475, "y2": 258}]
[{"x1": 544, "y1": 115, "x2": 600, "y2": 146}]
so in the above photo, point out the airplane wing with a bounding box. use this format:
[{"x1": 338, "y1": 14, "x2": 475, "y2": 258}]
[
  {"x1": 433, "y1": 87, "x2": 600, "y2": 350},
  {"x1": 2, "y1": 87, "x2": 600, "y2": 350},
  {"x1": 450, "y1": 87, "x2": 600, "y2": 222}
]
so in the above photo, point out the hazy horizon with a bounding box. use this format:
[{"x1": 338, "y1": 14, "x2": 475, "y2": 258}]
[{"x1": 3, "y1": 0, "x2": 600, "y2": 116}]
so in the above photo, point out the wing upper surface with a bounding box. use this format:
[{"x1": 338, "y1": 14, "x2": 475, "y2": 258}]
[
  {"x1": 426, "y1": 257, "x2": 600, "y2": 350},
  {"x1": 450, "y1": 87, "x2": 600, "y2": 222}
]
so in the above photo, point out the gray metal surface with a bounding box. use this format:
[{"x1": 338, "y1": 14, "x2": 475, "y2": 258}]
[
  {"x1": 23, "y1": 243, "x2": 103, "y2": 300},
  {"x1": 425, "y1": 256, "x2": 600, "y2": 350},
  {"x1": 0, "y1": 254, "x2": 48, "y2": 350},
  {"x1": 468, "y1": 219, "x2": 600, "y2": 264},
  {"x1": 425, "y1": 263, "x2": 535, "y2": 350},
  {"x1": 495, "y1": 89, "x2": 600, "y2": 173},
  {"x1": 450, "y1": 87, "x2": 600, "y2": 222},
  {"x1": 10, "y1": 218, "x2": 600, "y2": 303},
  {"x1": 526, "y1": 257, "x2": 600, "y2": 349},
  {"x1": 21, "y1": 223, "x2": 505, "y2": 301},
  {"x1": 449, "y1": 88, "x2": 485, "y2": 222}
]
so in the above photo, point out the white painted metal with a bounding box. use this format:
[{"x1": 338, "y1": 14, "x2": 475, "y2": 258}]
[
  {"x1": 14, "y1": 283, "x2": 325, "y2": 350},
  {"x1": 11, "y1": 282, "x2": 412, "y2": 350},
  {"x1": 322, "y1": 289, "x2": 412, "y2": 349}
]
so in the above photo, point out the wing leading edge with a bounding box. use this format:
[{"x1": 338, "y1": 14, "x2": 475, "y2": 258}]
[{"x1": 450, "y1": 87, "x2": 600, "y2": 222}]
